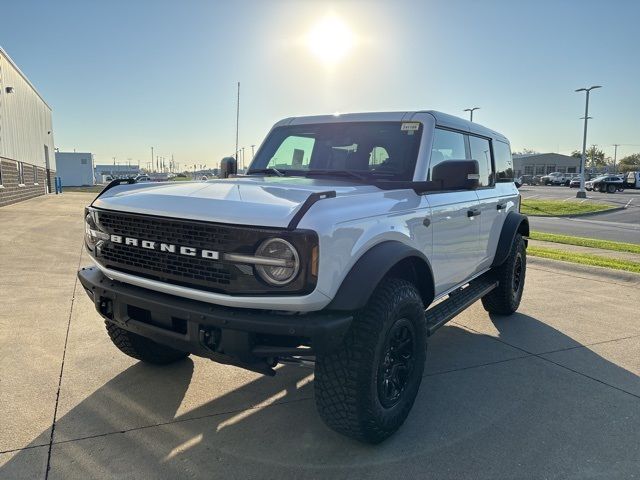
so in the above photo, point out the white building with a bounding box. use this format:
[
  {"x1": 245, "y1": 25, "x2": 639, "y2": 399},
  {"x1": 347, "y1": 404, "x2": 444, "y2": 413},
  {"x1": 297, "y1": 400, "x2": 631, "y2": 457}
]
[
  {"x1": 55, "y1": 151, "x2": 95, "y2": 186},
  {"x1": 0, "y1": 46, "x2": 56, "y2": 206}
]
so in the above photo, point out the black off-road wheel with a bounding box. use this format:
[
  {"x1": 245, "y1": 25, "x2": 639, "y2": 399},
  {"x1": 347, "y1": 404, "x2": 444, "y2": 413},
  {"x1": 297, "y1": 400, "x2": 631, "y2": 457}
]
[
  {"x1": 314, "y1": 278, "x2": 427, "y2": 444},
  {"x1": 482, "y1": 233, "x2": 526, "y2": 315},
  {"x1": 105, "y1": 322, "x2": 189, "y2": 365}
]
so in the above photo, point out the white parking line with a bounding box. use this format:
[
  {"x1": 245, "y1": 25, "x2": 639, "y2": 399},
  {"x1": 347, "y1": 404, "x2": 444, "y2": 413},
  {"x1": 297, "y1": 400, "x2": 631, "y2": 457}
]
[
  {"x1": 625, "y1": 198, "x2": 634, "y2": 208},
  {"x1": 524, "y1": 194, "x2": 540, "y2": 199}
]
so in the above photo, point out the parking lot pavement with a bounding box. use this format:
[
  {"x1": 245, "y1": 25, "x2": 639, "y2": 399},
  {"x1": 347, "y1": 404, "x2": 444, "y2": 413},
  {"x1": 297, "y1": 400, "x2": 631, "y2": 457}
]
[
  {"x1": 520, "y1": 186, "x2": 640, "y2": 243},
  {"x1": 1, "y1": 193, "x2": 639, "y2": 479}
]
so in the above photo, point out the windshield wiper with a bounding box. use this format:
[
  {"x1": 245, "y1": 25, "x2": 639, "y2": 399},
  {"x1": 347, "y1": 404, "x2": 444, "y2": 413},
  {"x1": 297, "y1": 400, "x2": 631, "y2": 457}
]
[
  {"x1": 304, "y1": 170, "x2": 370, "y2": 182},
  {"x1": 247, "y1": 167, "x2": 284, "y2": 177}
]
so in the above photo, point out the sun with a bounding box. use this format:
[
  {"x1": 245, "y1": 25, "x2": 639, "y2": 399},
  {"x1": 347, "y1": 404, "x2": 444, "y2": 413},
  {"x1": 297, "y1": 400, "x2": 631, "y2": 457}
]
[{"x1": 306, "y1": 16, "x2": 355, "y2": 66}]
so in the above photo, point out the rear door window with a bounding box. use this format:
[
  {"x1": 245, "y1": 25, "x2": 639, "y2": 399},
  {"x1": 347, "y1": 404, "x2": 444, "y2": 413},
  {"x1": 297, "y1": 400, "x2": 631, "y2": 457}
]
[{"x1": 468, "y1": 135, "x2": 493, "y2": 187}]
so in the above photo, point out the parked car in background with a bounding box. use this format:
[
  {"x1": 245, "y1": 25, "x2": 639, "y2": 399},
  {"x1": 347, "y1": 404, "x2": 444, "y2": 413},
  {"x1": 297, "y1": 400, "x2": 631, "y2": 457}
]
[
  {"x1": 569, "y1": 178, "x2": 581, "y2": 188},
  {"x1": 134, "y1": 174, "x2": 151, "y2": 183},
  {"x1": 624, "y1": 171, "x2": 640, "y2": 189},
  {"x1": 540, "y1": 172, "x2": 577, "y2": 186},
  {"x1": 590, "y1": 175, "x2": 624, "y2": 193},
  {"x1": 520, "y1": 175, "x2": 539, "y2": 186}
]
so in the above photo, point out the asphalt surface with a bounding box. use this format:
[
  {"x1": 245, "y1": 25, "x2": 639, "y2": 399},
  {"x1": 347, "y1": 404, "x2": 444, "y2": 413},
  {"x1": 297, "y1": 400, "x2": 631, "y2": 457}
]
[
  {"x1": 1, "y1": 193, "x2": 640, "y2": 479},
  {"x1": 520, "y1": 185, "x2": 640, "y2": 243}
]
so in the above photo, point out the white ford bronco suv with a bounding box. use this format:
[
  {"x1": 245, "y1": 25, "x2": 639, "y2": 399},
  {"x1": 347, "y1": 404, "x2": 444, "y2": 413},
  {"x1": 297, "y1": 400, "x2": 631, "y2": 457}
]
[{"x1": 79, "y1": 111, "x2": 528, "y2": 443}]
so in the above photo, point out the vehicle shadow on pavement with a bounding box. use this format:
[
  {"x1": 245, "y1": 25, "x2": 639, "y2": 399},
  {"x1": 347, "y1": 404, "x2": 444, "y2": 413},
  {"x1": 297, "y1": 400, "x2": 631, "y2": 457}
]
[{"x1": 2, "y1": 316, "x2": 639, "y2": 479}]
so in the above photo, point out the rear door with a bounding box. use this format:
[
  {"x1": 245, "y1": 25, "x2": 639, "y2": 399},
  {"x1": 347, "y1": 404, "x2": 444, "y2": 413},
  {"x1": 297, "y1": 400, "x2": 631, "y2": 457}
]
[{"x1": 426, "y1": 128, "x2": 481, "y2": 295}]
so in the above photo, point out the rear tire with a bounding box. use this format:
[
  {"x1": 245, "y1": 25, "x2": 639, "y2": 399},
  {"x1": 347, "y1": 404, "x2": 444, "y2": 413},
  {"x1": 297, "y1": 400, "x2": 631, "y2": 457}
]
[
  {"x1": 606, "y1": 183, "x2": 616, "y2": 193},
  {"x1": 315, "y1": 278, "x2": 427, "y2": 444},
  {"x1": 105, "y1": 322, "x2": 189, "y2": 365},
  {"x1": 482, "y1": 233, "x2": 526, "y2": 315}
]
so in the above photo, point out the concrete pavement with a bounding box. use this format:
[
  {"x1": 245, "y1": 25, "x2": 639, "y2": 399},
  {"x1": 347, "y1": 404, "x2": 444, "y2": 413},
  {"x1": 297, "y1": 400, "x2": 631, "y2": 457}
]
[{"x1": 1, "y1": 193, "x2": 639, "y2": 479}]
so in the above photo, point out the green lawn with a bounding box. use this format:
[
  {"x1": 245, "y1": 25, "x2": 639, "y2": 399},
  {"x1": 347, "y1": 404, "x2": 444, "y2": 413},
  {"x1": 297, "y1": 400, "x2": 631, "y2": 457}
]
[
  {"x1": 521, "y1": 199, "x2": 615, "y2": 216},
  {"x1": 530, "y1": 231, "x2": 640, "y2": 254},
  {"x1": 528, "y1": 246, "x2": 640, "y2": 274}
]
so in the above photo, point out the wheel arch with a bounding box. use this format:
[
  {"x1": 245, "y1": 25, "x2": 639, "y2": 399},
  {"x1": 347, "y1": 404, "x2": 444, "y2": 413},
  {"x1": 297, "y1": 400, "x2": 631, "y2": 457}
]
[
  {"x1": 326, "y1": 241, "x2": 435, "y2": 311},
  {"x1": 492, "y1": 211, "x2": 529, "y2": 267}
]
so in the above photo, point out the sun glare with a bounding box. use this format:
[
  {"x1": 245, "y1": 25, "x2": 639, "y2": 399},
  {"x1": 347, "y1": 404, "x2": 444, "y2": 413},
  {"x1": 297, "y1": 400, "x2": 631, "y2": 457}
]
[{"x1": 306, "y1": 16, "x2": 355, "y2": 66}]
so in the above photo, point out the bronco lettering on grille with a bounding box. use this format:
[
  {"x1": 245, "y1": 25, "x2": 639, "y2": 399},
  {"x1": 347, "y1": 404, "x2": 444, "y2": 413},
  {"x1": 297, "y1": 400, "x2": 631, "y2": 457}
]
[{"x1": 109, "y1": 234, "x2": 219, "y2": 260}]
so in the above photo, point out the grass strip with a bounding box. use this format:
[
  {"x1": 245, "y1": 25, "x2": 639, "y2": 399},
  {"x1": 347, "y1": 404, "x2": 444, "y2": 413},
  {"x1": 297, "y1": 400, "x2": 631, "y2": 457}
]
[
  {"x1": 528, "y1": 246, "x2": 640, "y2": 274},
  {"x1": 530, "y1": 231, "x2": 640, "y2": 254},
  {"x1": 520, "y1": 199, "x2": 615, "y2": 216}
]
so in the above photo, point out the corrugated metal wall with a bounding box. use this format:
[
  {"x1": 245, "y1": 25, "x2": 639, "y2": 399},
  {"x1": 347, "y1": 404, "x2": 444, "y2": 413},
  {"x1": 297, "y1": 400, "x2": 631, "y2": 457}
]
[{"x1": 0, "y1": 48, "x2": 55, "y2": 170}]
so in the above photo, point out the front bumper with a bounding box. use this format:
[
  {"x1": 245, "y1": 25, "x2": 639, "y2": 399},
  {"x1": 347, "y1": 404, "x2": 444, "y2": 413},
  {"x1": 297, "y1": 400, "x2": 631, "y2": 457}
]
[{"x1": 78, "y1": 266, "x2": 352, "y2": 375}]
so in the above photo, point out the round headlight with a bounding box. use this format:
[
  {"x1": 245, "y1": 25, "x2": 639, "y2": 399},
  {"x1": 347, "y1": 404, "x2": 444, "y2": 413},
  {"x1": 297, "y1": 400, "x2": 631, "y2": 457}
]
[
  {"x1": 85, "y1": 212, "x2": 109, "y2": 250},
  {"x1": 255, "y1": 238, "x2": 300, "y2": 286},
  {"x1": 85, "y1": 213, "x2": 98, "y2": 250}
]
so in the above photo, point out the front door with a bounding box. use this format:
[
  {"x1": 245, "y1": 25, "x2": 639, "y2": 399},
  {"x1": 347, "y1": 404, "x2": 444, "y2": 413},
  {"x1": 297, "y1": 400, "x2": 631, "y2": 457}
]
[
  {"x1": 428, "y1": 190, "x2": 481, "y2": 295},
  {"x1": 426, "y1": 128, "x2": 481, "y2": 296}
]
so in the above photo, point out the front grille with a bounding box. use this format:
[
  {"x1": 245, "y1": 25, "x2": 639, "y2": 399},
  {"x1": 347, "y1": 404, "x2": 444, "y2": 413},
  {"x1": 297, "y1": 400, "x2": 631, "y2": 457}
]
[
  {"x1": 92, "y1": 209, "x2": 317, "y2": 295},
  {"x1": 97, "y1": 210, "x2": 239, "y2": 292},
  {"x1": 98, "y1": 210, "x2": 234, "y2": 250}
]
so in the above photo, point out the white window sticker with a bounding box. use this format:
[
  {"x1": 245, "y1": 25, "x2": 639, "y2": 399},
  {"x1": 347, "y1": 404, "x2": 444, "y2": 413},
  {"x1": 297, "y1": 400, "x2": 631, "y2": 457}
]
[{"x1": 401, "y1": 122, "x2": 420, "y2": 132}]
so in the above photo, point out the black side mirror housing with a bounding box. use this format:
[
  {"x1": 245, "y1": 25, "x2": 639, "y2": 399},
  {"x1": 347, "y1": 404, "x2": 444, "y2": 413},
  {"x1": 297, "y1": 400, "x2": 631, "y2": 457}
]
[
  {"x1": 219, "y1": 157, "x2": 237, "y2": 178},
  {"x1": 431, "y1": 160, "x2": 479, "y2": 190}
]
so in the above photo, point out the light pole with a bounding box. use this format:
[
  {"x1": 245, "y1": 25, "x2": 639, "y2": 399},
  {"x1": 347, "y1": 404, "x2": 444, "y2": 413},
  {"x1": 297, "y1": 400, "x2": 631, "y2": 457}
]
[
  {"x1": 575, "y1": 86, "x2": 601, "y2": 199},
  {"x1": 463, "y1": 107, "x2": 480, "y2": 122},
  {"x1": 612, "y1": 144, "x2": 620, "y2": 173}
]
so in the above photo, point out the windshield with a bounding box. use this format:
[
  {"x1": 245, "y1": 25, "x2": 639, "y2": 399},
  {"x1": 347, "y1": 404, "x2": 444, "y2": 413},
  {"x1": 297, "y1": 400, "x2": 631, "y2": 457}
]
[{"x1": 248, "y1": 122, "x2": 423, "y2": 182}]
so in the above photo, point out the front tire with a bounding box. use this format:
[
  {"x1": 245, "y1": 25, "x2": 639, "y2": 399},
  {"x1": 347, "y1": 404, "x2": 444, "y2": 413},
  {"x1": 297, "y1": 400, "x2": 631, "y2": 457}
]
[
  {"x1": 606, "y1": 183, "x2": 616, "y2": 193},
  {"x1": 105, "y1": 322, "x2": 189, "y2": 365},
  {"x1": 315, "y1": 278, "x2": 427, "y2": 444},
  {"x1": 482, "y1": 233, "x2": 526, "y2": 315}
]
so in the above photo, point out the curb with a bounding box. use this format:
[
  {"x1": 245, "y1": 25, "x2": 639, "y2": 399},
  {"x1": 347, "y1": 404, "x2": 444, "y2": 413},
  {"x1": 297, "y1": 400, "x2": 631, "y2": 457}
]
[
  {"x1": 527, "y1": 256, "x2": 640, "y2": 285},
  {"x1": 526, "y1": 206, "x2": 625, "y2": 218}
]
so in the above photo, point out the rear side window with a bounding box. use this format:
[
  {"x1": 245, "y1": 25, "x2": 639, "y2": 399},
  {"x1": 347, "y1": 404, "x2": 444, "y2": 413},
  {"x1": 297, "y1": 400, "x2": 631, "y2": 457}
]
[
  {"x1": 468, "y1": 135, "x2": 492, "y2": 187},
  {"x1": 493, "y1": 140, "x2": 514, "y2": 182}
]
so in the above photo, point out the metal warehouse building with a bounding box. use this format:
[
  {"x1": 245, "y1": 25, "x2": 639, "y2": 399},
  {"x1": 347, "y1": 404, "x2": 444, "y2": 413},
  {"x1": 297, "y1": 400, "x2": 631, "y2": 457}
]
[
  {"x1": 56, "y1": 151, "x2": 95, "y2": 186},
  {"x1": 513, "y1": 153, "x2": 580, "y2": 178},
  {"x1": 0, "y1": 46, "x2": 55, "y2": 207}
]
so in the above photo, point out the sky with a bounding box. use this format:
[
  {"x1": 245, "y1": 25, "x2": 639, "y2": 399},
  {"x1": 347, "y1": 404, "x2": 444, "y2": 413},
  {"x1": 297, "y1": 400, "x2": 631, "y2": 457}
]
[{"x1": 2, "y1": 0, "x2": 639, "y2": 169}]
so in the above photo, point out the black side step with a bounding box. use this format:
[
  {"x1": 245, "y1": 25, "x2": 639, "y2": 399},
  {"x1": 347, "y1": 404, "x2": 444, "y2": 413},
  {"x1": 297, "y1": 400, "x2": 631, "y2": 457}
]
[{"x1": 425, "y1": 276, "x2": 498, "y2": 336}]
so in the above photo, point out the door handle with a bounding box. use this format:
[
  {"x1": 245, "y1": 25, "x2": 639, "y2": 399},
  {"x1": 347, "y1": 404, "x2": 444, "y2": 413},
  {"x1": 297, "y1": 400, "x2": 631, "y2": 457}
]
[
  {"x1": 496, "y1": 203, "x2": 507, "y2": 211},
  {"x1": 467, "y1": 208, "x2": 481, "y2": 218}
]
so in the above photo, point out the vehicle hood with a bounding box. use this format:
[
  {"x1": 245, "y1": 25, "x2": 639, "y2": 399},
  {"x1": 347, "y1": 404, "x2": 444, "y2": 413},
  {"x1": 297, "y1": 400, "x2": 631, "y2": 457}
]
[{"x1": 92, "y1": 177, "x2": 380, "y2": 228}]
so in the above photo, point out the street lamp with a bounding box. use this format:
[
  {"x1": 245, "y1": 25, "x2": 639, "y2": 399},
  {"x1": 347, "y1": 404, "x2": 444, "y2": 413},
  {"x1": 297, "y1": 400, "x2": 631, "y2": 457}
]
[
  {"x1": 575, "y1": 85, "x2": 602, "y2": 198},
  {"x1": 463, "y1": 107, "x2": 480, "y2": 122}
]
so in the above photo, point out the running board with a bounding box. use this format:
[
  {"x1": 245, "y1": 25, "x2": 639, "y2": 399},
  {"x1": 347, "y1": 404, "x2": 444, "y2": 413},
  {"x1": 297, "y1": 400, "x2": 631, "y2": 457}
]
[{"x1": 425, "y1": 276, "x2": 498, "y2": 336}]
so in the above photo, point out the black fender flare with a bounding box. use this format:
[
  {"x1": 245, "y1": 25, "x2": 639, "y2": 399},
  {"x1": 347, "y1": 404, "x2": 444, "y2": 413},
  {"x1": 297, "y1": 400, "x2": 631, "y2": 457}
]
[
  {"x1": 326, "y1": 241, "x2": 435, "y2": 311},
  {"x1": 492, "y1": 211, "x2": 529, "y2": 267}
]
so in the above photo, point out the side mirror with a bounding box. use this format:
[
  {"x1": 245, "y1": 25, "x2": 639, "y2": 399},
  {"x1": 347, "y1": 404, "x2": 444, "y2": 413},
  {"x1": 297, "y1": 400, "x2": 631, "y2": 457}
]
[
  {"x1": 219, "y1": 157, "x2": 237, "y2": 178},
  {"x1": 431, "y1": 160, "x2": 479, "y2": 190}
]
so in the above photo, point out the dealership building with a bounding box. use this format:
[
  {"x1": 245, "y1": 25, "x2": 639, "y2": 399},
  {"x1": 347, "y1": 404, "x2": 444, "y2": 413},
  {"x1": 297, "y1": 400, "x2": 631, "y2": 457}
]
[
  {"x1": 0, "y1": 46, "x2": 55, "y2": 207},
  {"x1": 513, "y1": 153, "x2": 581, "y2": 178}
]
